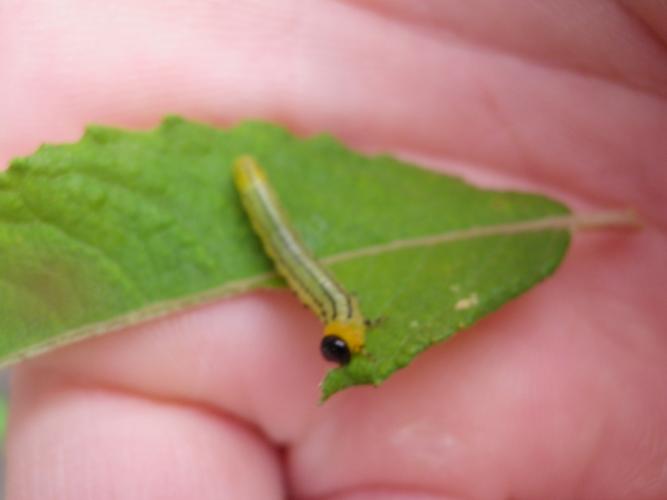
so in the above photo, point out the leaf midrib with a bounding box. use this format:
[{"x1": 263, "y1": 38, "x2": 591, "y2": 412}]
[{"x1": 2, "y1": 210, "x2": 633, "y2": 369}]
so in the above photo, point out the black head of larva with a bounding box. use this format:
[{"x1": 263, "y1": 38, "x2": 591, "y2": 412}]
[{"x1": 320, "y1": 335, "x2": 351, "y2": 365}]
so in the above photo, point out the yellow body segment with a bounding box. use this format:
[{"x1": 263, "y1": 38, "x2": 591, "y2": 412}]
[
  {"x1": 324, "y1": 321, "x2": 365, "y2": 353},
  {"x1": 233, "y1": 155, "x2": 367, "y2": 360}
]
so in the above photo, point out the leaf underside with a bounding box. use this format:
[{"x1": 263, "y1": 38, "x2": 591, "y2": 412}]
[{"x1": 0, "y1": 117, "x2": 570, "y2": 399}]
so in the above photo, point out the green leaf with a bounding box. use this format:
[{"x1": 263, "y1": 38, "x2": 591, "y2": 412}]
[{"x1": 0, "y1": 117, "x2": 570, "y2": 399}]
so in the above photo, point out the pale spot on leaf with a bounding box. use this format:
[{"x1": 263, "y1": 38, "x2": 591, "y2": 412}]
[{"x1": 454, "y1": 293, "x2": 479, "y2": 310}]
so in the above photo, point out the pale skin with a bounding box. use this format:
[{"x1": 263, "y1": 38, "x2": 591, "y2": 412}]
[{"x1": 1, "y1": 1, "x2": 666, "y2": 499}]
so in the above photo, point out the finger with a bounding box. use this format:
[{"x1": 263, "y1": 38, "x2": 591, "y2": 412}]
[
  {"x1": 1, "y1": 0, "x2": 665, "y2": 220},
  {"x1": 7, "y1": 363, "x2": 284, "y2": 500},
  {"x1": 12, "y1": 292, "x2": 328, "y2": 443}
]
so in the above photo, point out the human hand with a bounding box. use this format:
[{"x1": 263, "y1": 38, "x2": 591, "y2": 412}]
[{"x1": 2, "y1": 1, "x2": 666, "y2": 498}]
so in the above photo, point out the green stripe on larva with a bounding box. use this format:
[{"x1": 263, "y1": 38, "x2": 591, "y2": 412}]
[{"x1": 233, "y1": 155, "x2": 366, "y2": 365}]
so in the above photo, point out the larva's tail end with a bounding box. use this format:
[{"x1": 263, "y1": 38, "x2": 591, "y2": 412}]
[
  {"x1": 233, "y1": 154, "x2": 256, "y2": 169},
  {"x1": 232, "y1": 155, "x2": 266, "y2": 191}
]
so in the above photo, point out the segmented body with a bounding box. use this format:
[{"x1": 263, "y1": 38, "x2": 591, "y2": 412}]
[{"x1": 233, "y1": 155, "x2": 366, "y2": 364}]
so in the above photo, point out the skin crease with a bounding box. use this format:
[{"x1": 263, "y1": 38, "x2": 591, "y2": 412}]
[{"x1": 1, "y1": 0, "x2": 666, "y2": 498}]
